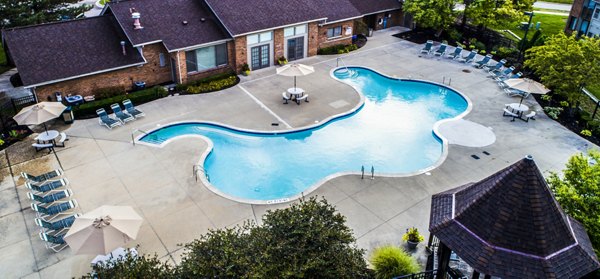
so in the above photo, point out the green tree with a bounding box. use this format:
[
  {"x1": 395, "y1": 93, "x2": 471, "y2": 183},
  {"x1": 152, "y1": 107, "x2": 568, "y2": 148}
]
[
  {"x1": 525, "y1": 33, "x2": 600, "y2": 106},
  {"x1": 0, "y1": 0, "x2": 89, "y2": 29},
  {"x1": 547, "y1": 150, "x2": 600, "y2": 258},
  {"x1": 84, "y1": 252, "x2": 174, "y2": 279},
  {"x1": 403, "y1": 0, "x2": 456, "y2": 33},
  {"x1": 177, "y1": 197, "x2": 370, "y2": 278},
  {"x1": 370, "y1": 245, "x2": 420, "y2": 279}
]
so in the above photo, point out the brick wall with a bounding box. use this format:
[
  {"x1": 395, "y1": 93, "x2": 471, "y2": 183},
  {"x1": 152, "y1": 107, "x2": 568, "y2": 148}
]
[
  {"x1": 307, "y1": 22, "x2": 319, "y2": 56},
  {"x1": 317, "y1": 20, "x2": 355, "y2": 50},
  {"x1": 273, "y1": 29, "x2": 285, "y2": 61},
  {"x1": 371, "y1": 10, "x2": 403, "y2": 31},
  {"x1": 233, "y1": 36, "x2": 247, "y2": 73},
  {"x1": 36, "y1": 43, "x2": 172, "y2": 101},
  {"x1": 566, "y1": 0, "x2": 585, "y2": 34}
]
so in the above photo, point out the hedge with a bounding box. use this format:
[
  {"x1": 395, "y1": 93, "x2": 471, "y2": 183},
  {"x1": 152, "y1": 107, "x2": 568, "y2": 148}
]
[
  {"x1": 175, "y1": 71, "x2": 238, "y2": 92},
  {"x1": 317, "y1": 44, "x2": 358, "y2": 55},
  {"x1": 186, "y1": 76, "x2": 238, "y2": 94},
  {"x1": 73, "y1": 86, "x2": 168, "y2": 119}
]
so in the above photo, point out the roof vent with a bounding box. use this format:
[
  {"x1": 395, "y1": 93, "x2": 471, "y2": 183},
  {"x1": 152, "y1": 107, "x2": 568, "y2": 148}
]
[
  {"x1": 182, "y1": 20, "x2": 188, "y2": 25},
  {"x1": 120, "y1": 41, "x2": 126, "y2": 56},
  {"x1": 200, "y1": 18, "x2": 206, "y2": 22},
  {"x1": 130, "y1": 8, "x2": 143, "y2": 29}
]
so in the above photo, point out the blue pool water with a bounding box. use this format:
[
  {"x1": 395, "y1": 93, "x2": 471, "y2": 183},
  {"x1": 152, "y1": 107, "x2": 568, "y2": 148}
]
[{"x1": 141, "y1": 67, "x2": 468, "y2": 202}]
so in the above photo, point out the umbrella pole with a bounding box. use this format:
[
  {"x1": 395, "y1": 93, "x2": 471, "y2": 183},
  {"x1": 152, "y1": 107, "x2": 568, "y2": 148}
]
[
  {"x1": 519, "y1": 96, "x2": 524, "y2": 105},
  {"x1": 51, "y1": 147, "x2": 64, "y2": 171},
  {"x1": 44, "y1": 123, "x2": 49, "y2": 135},
  {"x1": 294, "y1": 76, "x2": 297, "y2": 90}
]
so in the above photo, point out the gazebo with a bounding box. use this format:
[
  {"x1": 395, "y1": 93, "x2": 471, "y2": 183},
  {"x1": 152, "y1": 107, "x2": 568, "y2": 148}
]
[{"x1": 429, "y1": 155, "x2": 600, "y2": 279}]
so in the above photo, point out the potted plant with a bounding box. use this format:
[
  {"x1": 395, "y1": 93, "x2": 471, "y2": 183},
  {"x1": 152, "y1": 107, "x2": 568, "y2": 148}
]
[
  {"x1": 241, "y1": 63, "x2": 250, "y2": 76},
  {"x1": 277, "y1": 56, "x2": 288, "y2": 66},
  {"x1": 402, "y1": 227, "x2": 424, "y2": 249}
]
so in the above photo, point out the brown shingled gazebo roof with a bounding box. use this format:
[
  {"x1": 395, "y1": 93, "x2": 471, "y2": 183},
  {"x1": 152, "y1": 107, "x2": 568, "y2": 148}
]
[{"x1": 429, "y1": 155, "x2": 600, "y2": 278}]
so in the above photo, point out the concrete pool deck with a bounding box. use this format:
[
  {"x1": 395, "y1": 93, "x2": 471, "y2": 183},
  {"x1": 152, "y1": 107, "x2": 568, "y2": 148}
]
[{"x1": 1, "y1": 27, "x2": 597, "y2": 278}]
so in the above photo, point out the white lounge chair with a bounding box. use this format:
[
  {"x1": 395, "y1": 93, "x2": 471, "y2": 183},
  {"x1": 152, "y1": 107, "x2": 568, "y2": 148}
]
[{"x1": 420, "y1": 40, "x2": 433, "y2": 54}]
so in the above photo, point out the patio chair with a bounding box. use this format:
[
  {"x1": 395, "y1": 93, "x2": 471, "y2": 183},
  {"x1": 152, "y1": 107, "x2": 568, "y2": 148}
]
[
  {"x1": 123, "y1": 99, "x2": 145, "y2": 118},
  {"x1": 485, "y1": 59, "x2": 506, "y2": 72},
  {"x1": 446, "y1": 47, "x2": 462, "y2": 59},
  {"x1": 496, "y1": 71, "x2": 522, "y2": 81},
  {"x1": 96, "y1": 108, "x2": 121, "y2": 130},
  {"x1": 21, "y1": 169, "x2": 63, "y2": 184},
  {"x1": 434, "y1": 44, "x2": 447, "y2": 56},
  {"x1": 420, "y1": 40, "x2": 433, "y2": 54},
  {"x1": 504, "y1": 88, "x2": 530, "y2": 98},
  {"x1": 110, "y1": 103, "x2": 135, "y2": 124},
  {"x1": 32, "y1": 143, "x2": 53, "y2": 153},
  {"x1": 491, "y1": 66, "x2": 515, "y2": 78},
  {"x1": 503, "y1": 108, "x2": 519, "y2": 122},
  {"x1": 35, "y1": 213, "x2": 79, "y2": 232},
  {"x1": 25, "y1": 178, "x2": 69, "y2": 193},
  {"x1": 31, "y1": 199, "x2": 78, "y2": 219},
  {"x1": 27, "y1": 189, "x2": 73, "y2": 205},
  {"x1": 473, "y1": 54, "x2": 493, "y2": 68},
  {"x1": 39, "y1": 231, "x2": 68, "y2": 252},
  {"x1": 457, "y1": 50, "x2": 477, "y2": 63}
]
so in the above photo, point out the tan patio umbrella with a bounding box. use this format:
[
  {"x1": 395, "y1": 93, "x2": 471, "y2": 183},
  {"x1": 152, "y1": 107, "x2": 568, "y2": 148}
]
[
  {"x1": 276, "y1": 63, "x2": 315, "y2": 90},
  {"x1": 13, "y1": 102, "x2": 66, "y2": 134},
  {"x1": 64, "y1": 205, "x2": 143, "y2": 255},
  {"x1": 503, "y1": 78, "x2": 550, "y2": 95}
]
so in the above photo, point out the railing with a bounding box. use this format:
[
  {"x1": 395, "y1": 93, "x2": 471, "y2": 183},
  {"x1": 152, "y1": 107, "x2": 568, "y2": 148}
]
[
  {"x1": 336, "y1": 57, "x2": 350, "y2": 72},
  {"x1": 581, "y1": 87, "x2": 600, "y2": 121},
  {"x1": 193, "y1": 164, "x2": 209, "y2": 182},
  {"x1": 11, "y1": 95, "x2": 36, "y2": 110},
  {"x1": 393, "y1": 269, "x2": 444, "y2": 279},
  {"x1": 130, "y1": 129, "x2": 150, "y2": 146}
]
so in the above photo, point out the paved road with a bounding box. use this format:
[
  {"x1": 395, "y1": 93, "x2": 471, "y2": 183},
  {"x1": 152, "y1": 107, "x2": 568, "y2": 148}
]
[{"x1": 533, "y1": 1, "x2": 572, "y2": 12}]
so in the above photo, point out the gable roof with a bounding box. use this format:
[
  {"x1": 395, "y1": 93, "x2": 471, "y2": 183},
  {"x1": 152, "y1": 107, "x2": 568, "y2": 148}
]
[
  {"x1": 348, "y1": 0, "x2": 402, "y2": 15},
  {"x1": 108, "y1": 0, "x2": 230, "y2": 51},
  {"x1": 429, "y1": 155, "x2": 600, "y2": 278},
  {"x1": 309, "y1": 0, "x2": 362, "y2": 23},
  {"x1": 2, "y1": 16, "x2": 145, "y2": 87},
  {"x1": 204, "y1": 0, "x2": 326, "y2": 36}
]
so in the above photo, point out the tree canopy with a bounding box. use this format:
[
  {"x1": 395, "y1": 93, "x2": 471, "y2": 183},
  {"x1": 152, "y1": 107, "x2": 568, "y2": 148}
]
[
  {"x1": 0, "y1": 0, "x2": 88, "y2": 29},
  {"x1": 403, "y1": 0, "x2": 456, "y2": 32},
  {"x1": 525, "y1": 33, "x2": 600, "y2": 105},
  {"x1": 547, "y1": 150, "x2": 600, "y2": 258},
  {"x1": 87, "y1": 197, "x2": 370, "y2": 278}
]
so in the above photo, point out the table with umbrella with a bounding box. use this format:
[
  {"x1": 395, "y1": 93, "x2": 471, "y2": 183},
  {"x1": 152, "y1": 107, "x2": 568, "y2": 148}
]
[
  {"x1": 277, "y1": 63, "x2": 315, "y2": 102},
  {"x1": 503, "y1": 78, "x2": 550, "y2": 105},
  {"x1": 64, "y1": 205, "x2": 143, "y2": 260}
]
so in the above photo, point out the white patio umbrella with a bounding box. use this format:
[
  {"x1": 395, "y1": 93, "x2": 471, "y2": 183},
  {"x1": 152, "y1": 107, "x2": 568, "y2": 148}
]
[
  {"x1": 13, "y1": 102, "x2": 66, "y2": 135},
  {"x1": 64, "y1": 205, "x2": 143, "y2": 255},
  {"x1": 276, "y1": 63, "x2": 315, "y2": 90}
]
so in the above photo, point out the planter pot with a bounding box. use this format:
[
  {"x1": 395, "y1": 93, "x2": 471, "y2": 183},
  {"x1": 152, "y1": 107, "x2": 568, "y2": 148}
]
[{"x1": 406, "y1": 240, "x2": 419, "y2": 250}]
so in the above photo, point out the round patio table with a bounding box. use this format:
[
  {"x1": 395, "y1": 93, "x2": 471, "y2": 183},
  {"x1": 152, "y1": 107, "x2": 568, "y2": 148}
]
[
  {"x1": 287, "y1": 87, "x2": 304, "y2": 99},
  {"x1": 37, "y1": 130, "x2": 59, "y2": 143},
  {"x1": 509, "y1": 103, "x2": 528, "y2": 113}
]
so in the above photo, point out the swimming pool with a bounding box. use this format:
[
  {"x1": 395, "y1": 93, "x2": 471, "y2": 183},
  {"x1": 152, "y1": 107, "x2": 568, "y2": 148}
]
[{"x1": 140, "y1": 67, "x2": 470, "y2": 203}]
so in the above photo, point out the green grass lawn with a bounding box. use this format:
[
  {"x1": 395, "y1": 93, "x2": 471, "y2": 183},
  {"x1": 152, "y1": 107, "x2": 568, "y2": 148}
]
[
  {"x1": 585, "y1": 84, "x2": 600, "y2": 99},
  {"x1": 497, "y1": 13, "x2": 568, "y2": 41}
]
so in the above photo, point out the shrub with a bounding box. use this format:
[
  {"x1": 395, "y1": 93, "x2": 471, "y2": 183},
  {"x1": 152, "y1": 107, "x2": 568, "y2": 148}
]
[
  {"x1": 581, "y1": 129, "x2": 592, "y2": 137},
  {"x1": 318, "y1": 44, "x2": 358, "y2": 55},
  {"x1": 370, "y1": 245, "x2": 420, "y2": 279},
  {"x1": 560, "y1": 101, "x2": 570, "y2": 107},
  {"x1": 94, "y1": 86, "x2": 126, "y2": 100},
  {"x1": 474, "y1": 41, "x2": 486, "y2": 52},
  {"x1": 544, "y1": 106, "x2": 563, "y2": 119},
  {"x1": 184, "y1": 75, "x2": 238, "y2": 94},
  {"x1": 497, "y1": 46, "x2": 518, "y2": 59},
  {"x1": 402, "y1": 227, "x2": 424, "y2": 243},
  {"x1": 73, "y1": 86, "x2": 168, "y2": 119}
]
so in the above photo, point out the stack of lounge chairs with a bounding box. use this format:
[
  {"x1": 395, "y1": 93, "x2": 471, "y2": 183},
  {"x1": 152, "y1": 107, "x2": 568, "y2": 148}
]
[
  {"x1": 97, "y1": 99, "x2": 145, "y2": 130},
  {"x1": 22, "y1": 169, "x2": 79, "y2": 252}
]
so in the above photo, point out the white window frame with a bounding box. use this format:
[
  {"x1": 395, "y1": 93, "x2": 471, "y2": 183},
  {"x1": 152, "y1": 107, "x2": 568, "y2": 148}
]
[
  {"x1": 326, "y1": 26, "x2": 342, "y2": 39},
  {"x1": 284, "y1": 24, "x2": 307, "y2": 38}
]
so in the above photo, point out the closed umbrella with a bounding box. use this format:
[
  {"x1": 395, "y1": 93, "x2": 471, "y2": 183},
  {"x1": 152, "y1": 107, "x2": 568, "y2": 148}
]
[
  {"x1": 504, "y1": 78, "x2": 550, "y2": 104},
  {"x1": 64, "y1": 205, "x2": 143, "y2": 255},
  {"x1": 276, "y1": 63, "x2": 315, "y2": 90},
  {"x1": 13, "y1": 102, "x2": 66, "y2": 135}
]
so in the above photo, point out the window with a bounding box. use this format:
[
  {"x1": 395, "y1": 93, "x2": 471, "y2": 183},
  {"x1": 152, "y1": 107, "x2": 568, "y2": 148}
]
[
  {"x1": 247, "y1": 31, "x2": 273, "y2": 45},
  {"x1": 327, "y1": 26, "x2": 342, "y2": 38},
  {"x1": 569, "y1": 16, "x2": 578, "y2": 30},
  {"x1": 159, "y1": 53, "x2": 166, "y2": 67},
  {"x1": 185, "y1": 43, "x2": 228, "y2": 73},
  {"x1": 594, "y1": 7, "x2": 600, "y2": 19},
  {"x1": 284, "y1": 24, "x2": 307, "y2": 37}
]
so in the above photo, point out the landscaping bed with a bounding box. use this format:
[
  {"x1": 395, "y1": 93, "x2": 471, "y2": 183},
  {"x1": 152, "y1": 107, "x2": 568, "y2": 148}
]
[
  {"x1": 175, "y1": 71, "x2": 239, "y2": 94},
  {"x1": 73, "y1": 86, "x2": 168, "y2": 119},
  {"x1": 317, "y1": 34, "x2": 367, "y2": 55}
]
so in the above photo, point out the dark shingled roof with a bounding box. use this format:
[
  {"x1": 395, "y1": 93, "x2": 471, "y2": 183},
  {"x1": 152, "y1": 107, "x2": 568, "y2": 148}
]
[
  {"x1": 429, "y1": 156, "x2": 600, "y2": 279},
  {"x1": 348, "y1": 0, "x2": 402, "y2": 15},
  {"x1": 108, "y1": 0, "x2": 230, "y2": 51},
  {"x1": 205, "y1": 0, "x2": 325, "y2": 36},
  {"x1": 2, "y1": 16, "x2": 145, "y2": 87},
  {"x1": 307, "y1": 0, "x2": 361, "y2": 23}
]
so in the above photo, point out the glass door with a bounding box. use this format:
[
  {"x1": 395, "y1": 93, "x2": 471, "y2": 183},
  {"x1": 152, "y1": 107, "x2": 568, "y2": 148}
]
[
  {"x1": 251, "y1": 44, "x2": 270, "y2": 70},
  {"x1": 287, "y1": 37, "x2": 304, "y2": 61}
]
